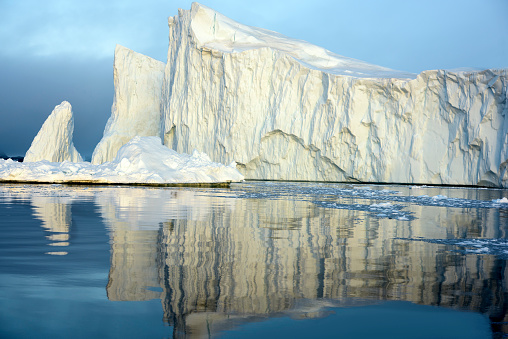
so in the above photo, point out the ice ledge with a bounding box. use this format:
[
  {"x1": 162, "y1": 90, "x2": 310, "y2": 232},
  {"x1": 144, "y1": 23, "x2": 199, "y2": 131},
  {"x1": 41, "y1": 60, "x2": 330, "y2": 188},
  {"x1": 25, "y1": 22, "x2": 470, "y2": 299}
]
[{"x1": 186, "y1": 2, "x2": 415, "y2": 79}]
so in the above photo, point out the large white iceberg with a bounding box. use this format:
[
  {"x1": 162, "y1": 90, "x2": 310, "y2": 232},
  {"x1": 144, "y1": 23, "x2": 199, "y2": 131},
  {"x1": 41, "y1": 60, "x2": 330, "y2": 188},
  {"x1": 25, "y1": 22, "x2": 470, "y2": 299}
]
[
  {"x1": 0, "y1": 136, "x2": 244, "y2": 184},
  {"x1": 24, "y1": 101, "x2": 83, "y2": 163},
  {"x1": 158, "y1": 3, "x2": 508, "y2": 187},
  {"x1": 89, "y1": 3, "x2": 508, "y2": 187},
  {"x1": 11, "y1": 3, "x2": 508, "y2": 187}
]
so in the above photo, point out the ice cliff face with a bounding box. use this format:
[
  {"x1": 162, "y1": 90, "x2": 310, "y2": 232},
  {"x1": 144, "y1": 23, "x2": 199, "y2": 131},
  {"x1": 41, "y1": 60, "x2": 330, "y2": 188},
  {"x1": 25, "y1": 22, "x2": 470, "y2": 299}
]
[
  {"x1": 24, "y1": 101, "x2": 83, "y2": 163},
  {"x1": 91, "y1": 45, "x2": 165, "y2": 164},
  {"x1": 92, "y1": 3, "x2": 508, "y2": 187},
  {"x1": 158, "y1": 3, "x2": 508, "y2": 187}
]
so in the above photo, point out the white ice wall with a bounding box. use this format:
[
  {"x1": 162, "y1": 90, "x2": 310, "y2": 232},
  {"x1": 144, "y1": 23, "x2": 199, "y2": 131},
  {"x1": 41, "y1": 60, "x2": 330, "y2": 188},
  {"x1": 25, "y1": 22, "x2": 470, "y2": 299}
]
[{"x1": 160, "y1": 3, "x2": 508, "y2": 187}]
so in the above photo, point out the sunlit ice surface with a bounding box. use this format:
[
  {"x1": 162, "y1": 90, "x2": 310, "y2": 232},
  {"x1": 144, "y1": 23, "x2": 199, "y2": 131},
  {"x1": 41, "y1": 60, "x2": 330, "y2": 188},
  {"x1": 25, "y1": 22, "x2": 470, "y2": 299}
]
[{"x1": 0, "y1": 181, "x2": 506, "y2": 338}]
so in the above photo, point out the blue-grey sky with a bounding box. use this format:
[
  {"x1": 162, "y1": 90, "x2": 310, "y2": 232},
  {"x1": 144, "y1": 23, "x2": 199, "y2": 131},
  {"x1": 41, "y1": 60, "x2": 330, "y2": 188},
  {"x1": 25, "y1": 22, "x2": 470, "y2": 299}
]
[{"x1": 1, "y1": 0, "x2": 507, "y2": 158}]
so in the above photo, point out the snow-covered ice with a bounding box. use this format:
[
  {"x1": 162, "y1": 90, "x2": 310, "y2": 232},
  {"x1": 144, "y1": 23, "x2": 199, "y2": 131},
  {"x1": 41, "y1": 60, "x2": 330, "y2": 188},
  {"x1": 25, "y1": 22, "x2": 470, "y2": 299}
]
[
  {"x1": 0, "y1": 137, "x2": 244, "y2": 185},
  {"x1": 189, "y1": 4, "x2": 414, "y2": 79}
]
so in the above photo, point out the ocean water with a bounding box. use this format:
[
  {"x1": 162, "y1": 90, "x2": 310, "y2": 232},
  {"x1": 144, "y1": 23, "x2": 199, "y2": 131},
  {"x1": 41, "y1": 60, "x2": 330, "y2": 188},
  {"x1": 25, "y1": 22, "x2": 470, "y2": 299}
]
[{"x1": 0, "y1": 181, "x2": 507, "y2": 338}]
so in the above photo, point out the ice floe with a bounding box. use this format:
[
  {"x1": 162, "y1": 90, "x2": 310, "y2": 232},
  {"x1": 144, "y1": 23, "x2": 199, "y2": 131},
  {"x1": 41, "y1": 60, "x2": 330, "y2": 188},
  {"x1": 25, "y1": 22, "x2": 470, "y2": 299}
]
[
  {"x1": 492, "y1": 197, "x2": 508, "y2": 204},
  {"x1": 397, "y1": 238, "x2": 508, "y2": 259},
  {"x1": 225, "y1": 182, "x2": 508, "y2": 222}
]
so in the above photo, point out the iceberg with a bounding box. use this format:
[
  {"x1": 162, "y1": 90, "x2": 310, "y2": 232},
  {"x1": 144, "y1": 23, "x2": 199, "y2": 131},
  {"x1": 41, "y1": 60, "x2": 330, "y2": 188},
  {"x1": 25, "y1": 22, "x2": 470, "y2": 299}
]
[
  {"x1": 24, "y1": 101, "x2": 83, "y2": 163},
  {"x1": 0, "y1": 136, "x2": 244, "y2": 185},
  {"x1": 4, "y1": 43, "x2": 242, "y2": 185},
  {"x1": 10, "y1": 3, "x2": 508, "y2": 187},
  {"x1": 156, "y1": 3, "x2": 508, "y2": 187},
  {"x1": 91, "y1": 45, "x2": 165, "y2": 164}
]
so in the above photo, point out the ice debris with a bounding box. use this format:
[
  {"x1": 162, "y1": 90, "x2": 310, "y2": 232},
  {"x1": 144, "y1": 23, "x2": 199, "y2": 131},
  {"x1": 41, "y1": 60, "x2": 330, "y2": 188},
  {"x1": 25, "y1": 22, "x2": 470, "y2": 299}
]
[
  {"x1": 225, "y1": 182, "x2": 508, "y2": 222},
  {"x1": 0, "y1": 137, "x2": 244, "y2": 185},
  {"x1": 397, "y1": 238, "x2": 508, "y2": 259}
]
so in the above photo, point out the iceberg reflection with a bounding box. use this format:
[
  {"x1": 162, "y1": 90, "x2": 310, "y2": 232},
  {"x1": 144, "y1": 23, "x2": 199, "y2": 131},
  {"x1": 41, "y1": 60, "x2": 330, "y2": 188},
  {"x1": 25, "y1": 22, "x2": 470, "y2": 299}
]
[
  {"x1": 99, "y1": 183, "x2": 507, "y2": 337},
  {"x1": 0, "y1": 182, "x2": 506, "y2": 337}
]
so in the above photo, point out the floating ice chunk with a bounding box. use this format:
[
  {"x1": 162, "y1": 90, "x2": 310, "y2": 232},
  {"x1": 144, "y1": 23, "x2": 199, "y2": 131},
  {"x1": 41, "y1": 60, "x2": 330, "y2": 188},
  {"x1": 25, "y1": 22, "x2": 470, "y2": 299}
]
[
  {"x1": 370, "y1": 202, "x2": 393, "y2": 208},
  {"x1": 467, "y1": 247, "x2": 490, "y2": 254},
  {"x1": 457, "y1": 241, "x2": 479, "y2": 246},
  {"x1": 399, "y1": 237, "x2": 508, "y2": 258},
  {"x1": 432, "y1": 195, "x2": 448, "y2": 200}
]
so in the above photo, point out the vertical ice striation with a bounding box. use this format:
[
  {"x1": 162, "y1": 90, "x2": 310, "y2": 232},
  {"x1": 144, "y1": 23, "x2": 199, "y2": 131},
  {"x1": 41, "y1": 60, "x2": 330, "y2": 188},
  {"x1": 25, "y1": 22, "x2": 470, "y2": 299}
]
[
  {"x1": 24, "y1": 101, "x2": 83, "y2": 163},
  {"x1": 91, "y1": 45, "x2": 165, "y2": 164},
  {"x1": 158, "y1": 3, "x2": 508, "y2": 187},
  {"x1": 89, "y1": 3, "x2": 508, "y2": 187}
]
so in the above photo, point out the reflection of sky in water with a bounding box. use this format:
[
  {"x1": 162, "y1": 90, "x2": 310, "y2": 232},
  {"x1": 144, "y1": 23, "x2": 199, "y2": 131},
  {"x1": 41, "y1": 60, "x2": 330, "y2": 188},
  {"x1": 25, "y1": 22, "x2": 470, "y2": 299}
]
[
  {"x1": 219, "y1": 302, "x2": 491, "y2": 339},
  {"x1": 0, "y1": 182, "x2": 506, "y2": 338}
]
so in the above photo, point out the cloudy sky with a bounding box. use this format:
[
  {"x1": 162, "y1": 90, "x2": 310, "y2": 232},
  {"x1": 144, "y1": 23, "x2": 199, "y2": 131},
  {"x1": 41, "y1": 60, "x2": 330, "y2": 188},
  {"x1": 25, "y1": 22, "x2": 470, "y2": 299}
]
[{"x1": 1, "y1": 0, "x2": 507, "y2": 158}]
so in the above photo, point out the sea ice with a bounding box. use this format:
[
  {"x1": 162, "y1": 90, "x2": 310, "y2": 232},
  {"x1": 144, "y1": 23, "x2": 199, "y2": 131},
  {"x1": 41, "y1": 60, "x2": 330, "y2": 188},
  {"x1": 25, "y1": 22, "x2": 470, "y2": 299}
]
[
  {"x1": 228, "y1": 182, "x2": 508, "y2": 223},
  {"x1": 399, "y1": 238, "x2": 508, "y2": 259}
]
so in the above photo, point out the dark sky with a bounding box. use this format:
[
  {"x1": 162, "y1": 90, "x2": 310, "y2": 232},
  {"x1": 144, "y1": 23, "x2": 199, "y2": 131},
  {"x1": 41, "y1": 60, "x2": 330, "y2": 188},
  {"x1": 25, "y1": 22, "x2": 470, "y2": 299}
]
[
  {"x1": 1, "y1": 0, "x2": 507, "y2": 158},
  {"x1": 0, "y1": 55, "x2": 112, "y2": 158}
]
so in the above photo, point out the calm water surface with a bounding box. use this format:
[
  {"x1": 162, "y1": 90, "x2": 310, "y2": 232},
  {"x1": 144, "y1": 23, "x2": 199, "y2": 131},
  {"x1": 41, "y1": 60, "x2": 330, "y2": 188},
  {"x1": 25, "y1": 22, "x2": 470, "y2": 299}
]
[{"x1": 0, "y1": 181, "x2": 507, "y2": 338}]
